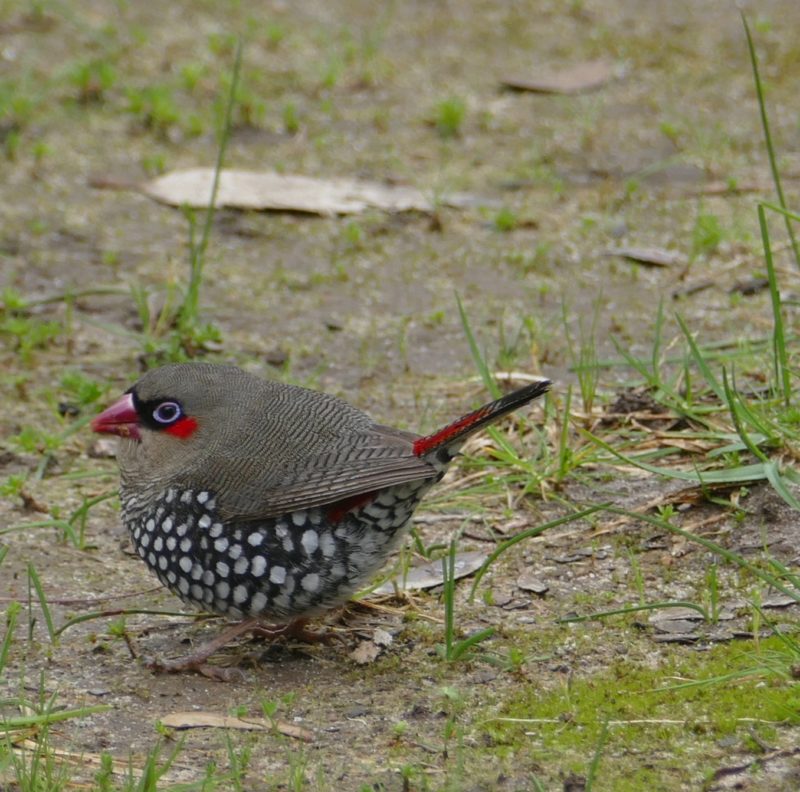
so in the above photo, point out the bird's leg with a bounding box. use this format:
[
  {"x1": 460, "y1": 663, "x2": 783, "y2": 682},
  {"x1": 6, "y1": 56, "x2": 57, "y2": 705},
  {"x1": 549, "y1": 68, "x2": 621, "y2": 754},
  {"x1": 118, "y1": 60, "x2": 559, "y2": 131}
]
[
  {"x1": 251, "y1": 617, "x2": 335, "y2": 644},
  {"x1": 146, "y1": 617, "x2": 261, "y2": 681}
]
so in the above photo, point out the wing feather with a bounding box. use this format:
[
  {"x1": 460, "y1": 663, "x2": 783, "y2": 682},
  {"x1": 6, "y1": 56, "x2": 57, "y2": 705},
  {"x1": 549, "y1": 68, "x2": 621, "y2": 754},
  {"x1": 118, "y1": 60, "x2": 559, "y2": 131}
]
[{"x1": 215, "y1": 426, "x2": 435, "y2": 520}]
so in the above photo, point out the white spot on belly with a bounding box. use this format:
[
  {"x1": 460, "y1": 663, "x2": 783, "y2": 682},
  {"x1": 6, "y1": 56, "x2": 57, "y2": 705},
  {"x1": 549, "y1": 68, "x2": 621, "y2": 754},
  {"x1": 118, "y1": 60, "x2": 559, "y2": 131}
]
[
  {"x1": 234, "y1": 557, "x2": 249, "y2": 575},
  {"x1": 248, "y1": 532, "x2": 263, "y2": 547},
  {"x1": 319, "y1": 532, "x2": 336, "y2": 557},
  {"x1": 179, "y1": 556, "x2": 192, "y2": 573},
  {"x1": 301, "y1": 573, "x2": 320, "y2": 592},
  {"x1": 198, "y1": 514, "x2": 211, "y2": 529},
  {"x1": 250, "y1": 592, "x2": 267, "y2": 613},
  {"x1": 270, "y1": 566, "x2": 286, "y2": 584},
  {"x1": 232, "y1": 584, "x2": 248, "y2": 604},
  {"x1": 301, "y1": 530, "x2": 319, "y2": 555},
  {"x1": 251, "y1": 556, "x2": 267, "y2": 577}
]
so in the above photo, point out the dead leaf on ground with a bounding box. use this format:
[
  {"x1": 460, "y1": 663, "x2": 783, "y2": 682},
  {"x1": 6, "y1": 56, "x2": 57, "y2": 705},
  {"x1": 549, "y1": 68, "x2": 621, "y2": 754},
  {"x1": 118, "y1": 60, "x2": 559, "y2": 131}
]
[
  {"x1": 159, "y1": 711, "x2": 313, "y2": 742},
  {"x1": 350, "y1": 641, "x2": 383, "y2": 665},
  {"x1": 730, "y1": 277, "x2": 769, "y2": 296},
  {"x1": 761, "y1": 594, "x2": 798, "y2": 609},
  {"x1": 516, "y1": 571, "x2": 549, "y2": 594},
  {"x1": 130, "y1": 168, "x2": 477, "y2": 216},
  {"x1": 501, "y1": 60, "x2": 613, "y2": 95},
  {"x1": 371, "y1": 550, "x2": 488, "y2": 595},
  {"x1": 349, "y1": 627, "x2": 394, "y2": 665},
  {"x1": 605, "y1": 246, "x2": 685, "y2": 268}
]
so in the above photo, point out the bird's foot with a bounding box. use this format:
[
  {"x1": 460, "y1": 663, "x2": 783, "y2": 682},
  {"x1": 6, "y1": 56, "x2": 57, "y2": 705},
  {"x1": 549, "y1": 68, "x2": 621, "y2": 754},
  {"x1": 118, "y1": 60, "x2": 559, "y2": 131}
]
[
  {"x1": 145, "y1": 617, "x2": 261, "y2": 680},
  {"x1": 144, "y1": 616, "x2": 344, "y2": 678},
  {"x1": 145, "y1": 655, "x2": 245, "y2": 682},
  {"x1": 251, "y1": 617, "x2": 336, "y2": 644}
]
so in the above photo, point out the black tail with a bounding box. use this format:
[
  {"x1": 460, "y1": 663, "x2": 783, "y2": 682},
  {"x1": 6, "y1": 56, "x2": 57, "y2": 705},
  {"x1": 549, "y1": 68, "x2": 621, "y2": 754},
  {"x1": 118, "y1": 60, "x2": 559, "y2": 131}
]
[{"x1": 412, "y1": 379, "x2": 550, "y2": 457}]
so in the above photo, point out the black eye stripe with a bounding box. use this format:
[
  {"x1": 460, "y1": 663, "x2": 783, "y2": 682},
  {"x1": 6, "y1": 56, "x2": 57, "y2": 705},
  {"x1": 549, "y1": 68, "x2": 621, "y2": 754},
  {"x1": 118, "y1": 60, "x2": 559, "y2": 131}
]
[{"x1": 132, "y1": 391, "x2": 186, "y2": 431}]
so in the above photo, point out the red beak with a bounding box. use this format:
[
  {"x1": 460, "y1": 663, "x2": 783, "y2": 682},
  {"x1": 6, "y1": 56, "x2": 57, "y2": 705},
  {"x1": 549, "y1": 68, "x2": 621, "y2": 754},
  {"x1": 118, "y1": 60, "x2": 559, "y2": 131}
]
[{"x1": 91, "y1": 393, "x2": 141, "y2": 440}]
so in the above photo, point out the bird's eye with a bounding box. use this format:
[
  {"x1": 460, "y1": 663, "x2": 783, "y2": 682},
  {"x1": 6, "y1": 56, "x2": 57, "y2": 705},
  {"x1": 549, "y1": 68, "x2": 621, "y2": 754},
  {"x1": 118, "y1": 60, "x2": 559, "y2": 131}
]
[{"x1": 152, "y1": 401, "x2": 182, "y2": 425}]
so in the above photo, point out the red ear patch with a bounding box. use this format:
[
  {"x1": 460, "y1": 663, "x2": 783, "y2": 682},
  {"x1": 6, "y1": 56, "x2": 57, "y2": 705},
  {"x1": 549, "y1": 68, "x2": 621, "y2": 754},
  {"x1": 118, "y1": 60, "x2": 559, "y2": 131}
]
[{"x1": 165, "y1": 416, "x2": 198, "y2": 439}]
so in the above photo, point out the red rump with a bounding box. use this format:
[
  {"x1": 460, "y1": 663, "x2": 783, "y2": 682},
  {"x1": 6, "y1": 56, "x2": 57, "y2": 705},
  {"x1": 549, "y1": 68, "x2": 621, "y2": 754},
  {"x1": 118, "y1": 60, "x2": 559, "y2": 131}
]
[
  {"x1": 412, "y1": 407, "x2": 489, "y2": 457},
  {"x1": 325, "y1": 491, "x2": 377, "y2": 523},
  {"x1": 165, "y1": 416, "x2": 199, "y2": 439}
]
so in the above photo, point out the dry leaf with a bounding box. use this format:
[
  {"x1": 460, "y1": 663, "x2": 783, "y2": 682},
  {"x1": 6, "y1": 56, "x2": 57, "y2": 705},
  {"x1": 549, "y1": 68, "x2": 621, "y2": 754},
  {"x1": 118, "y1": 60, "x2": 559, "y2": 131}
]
[
  {"x1": 159, "y1": 711, "x2": 313, "y2": 742},
  {"x1": 137, "y1": 168, "x2": 475, "y2": 216},
  {"x1": 605, "y1": 246, "x2": 684, "y2": 268},
  {"x1": 501, "y1": 60, "x2": 613, "y2": 95},
  {"x1": 371, "y1": 550, "x2": 488, "y2": 595},
  {"x1": 761, "y1": 595, "x2": 798, "y2": 609},
  {"x1": 350, "y1": 641, "x2": 382, "y2": 665},
  {"x1": 516, "y1": 572, "x2": 548, "y2": 594},
  {"x1": 372, "y1": 628, "x2": 394, "y2": 647}
]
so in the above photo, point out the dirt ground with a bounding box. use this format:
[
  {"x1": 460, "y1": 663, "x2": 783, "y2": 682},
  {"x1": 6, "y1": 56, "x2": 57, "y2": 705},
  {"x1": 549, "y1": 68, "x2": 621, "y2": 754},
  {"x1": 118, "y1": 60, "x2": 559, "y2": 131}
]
[{"x1": 2, "y1": 1, "x2": 800, "y2": 790}]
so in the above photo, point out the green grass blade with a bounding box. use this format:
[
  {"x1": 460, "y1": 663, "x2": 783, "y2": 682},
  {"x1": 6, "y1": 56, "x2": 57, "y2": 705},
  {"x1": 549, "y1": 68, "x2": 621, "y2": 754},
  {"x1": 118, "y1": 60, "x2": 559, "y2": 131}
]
[
  {"x1": 757, "y1": 203, "x2": 791, "y2": 403},
  {"x1": 759, "y1": 201, "x2": 800, "y2": 224},
  {"x1": 27, "y1": 563, "x2": 57, "y2": 646},
  {"x1": 585, "y1": 719, "x2": 609, "y2": 791},
  {"x1": 55, "y1": 608, "x2": 207, "y2": 637},
  {"x1": 455, "y1": 292, "x2": 499, "y2": 398},
  {"x1": 0, "y1": 704, "x2": 111, "y2": 731},
  {"x1": 721, "y1": 369, "x2": 769, "y2": 463},
  {"x1": 742, "y1": 13, "x2": 800, "y2": 268},
  {"x1": 183, "y1": 39, "x2": 243, "y2": 324},
  {"x1": 0, "y1": 601, "x2": 21, "y2": 674},
  {"x1": 584, "y1": 428, "x2": 768, "y2": 484},
  {"x1": 558, "y1": 600, "x2": 710, "y2": 624},
  {"x1": 675, "y1": 313, "x2": 724, "y2": 401},
  {"x1": 763, "y1": 461, "x2": 800, "y2": 512},
  {"x1": 469, "y1": 503, "x2": 609, "y2": 598},
  {"x1": 449, "y1": 627, "x2": 495, "y2": 662},
  {"x1": 603, "y1": 506, "x2": 800, "y2": 602}
]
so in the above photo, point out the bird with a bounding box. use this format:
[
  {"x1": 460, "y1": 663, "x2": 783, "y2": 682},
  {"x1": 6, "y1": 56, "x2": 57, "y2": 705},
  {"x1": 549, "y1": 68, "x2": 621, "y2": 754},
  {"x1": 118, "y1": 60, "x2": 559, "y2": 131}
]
[{"x1": 92, "y1": 363, "x2": 550, "y2": 677}]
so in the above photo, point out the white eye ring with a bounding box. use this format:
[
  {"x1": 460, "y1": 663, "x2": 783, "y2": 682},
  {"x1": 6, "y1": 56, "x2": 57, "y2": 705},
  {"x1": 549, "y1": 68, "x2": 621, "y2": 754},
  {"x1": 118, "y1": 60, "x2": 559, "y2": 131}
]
[{"x1": 153, "y1": 401, "x2": 182, "y2": 424}]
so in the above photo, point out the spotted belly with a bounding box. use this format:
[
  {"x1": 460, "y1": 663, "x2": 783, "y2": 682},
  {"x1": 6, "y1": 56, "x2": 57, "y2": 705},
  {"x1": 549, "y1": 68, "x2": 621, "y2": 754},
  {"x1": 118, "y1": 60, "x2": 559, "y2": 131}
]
[{"x1": 120, "y1": 481, "x2": 433, "y2": 621}]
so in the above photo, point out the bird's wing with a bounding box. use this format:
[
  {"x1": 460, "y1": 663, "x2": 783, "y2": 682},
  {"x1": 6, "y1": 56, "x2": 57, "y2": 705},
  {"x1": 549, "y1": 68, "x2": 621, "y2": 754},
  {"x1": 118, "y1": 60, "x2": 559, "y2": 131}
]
[{"x1": 215, "y1": 426, "x2": 437, "y2": 521}]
